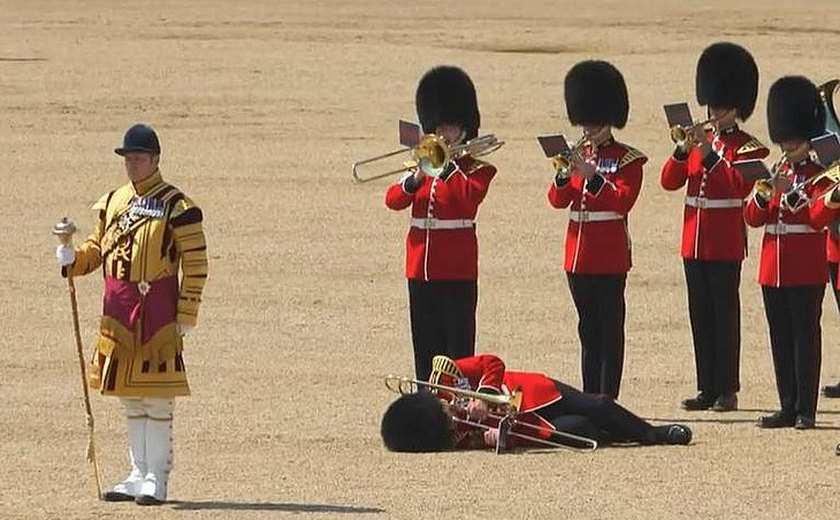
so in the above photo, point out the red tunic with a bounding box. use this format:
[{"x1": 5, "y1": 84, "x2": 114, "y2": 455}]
[
  {"x1": 812, "y1": 186, "x2": 840, "y2": 288},
  {"x1": 828, "y1": 230, "x2": 840, "y2": 264},
  {"x1": 445, "y1": 355, "x2": 564, "y2": 446},
  {"x1": 661, "y1": 128, "x2": 769, "y2": 261},
  {"x1": 547, "y1": 140, "x2": 646, "y2": 274},
  {"x1": 744, "y1": 161, "x2": 832, "y2": 287},
  {"x1": 385, "y1": 157, "x2": 496, "y2": 281}
]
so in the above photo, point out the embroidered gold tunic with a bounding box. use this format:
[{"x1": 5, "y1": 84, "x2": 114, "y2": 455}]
[{"x1": 67, "y1": 170, "x2": 208, "y2": 397}]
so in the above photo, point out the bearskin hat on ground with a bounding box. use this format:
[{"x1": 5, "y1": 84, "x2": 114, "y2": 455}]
[
  {"x1": 696, "y1": 42, "x2": 759, "y2": 120},
  {"x1": 767, "y1": 76, "x2": 826, "y2": 143},
  {"x1": 381, "y1": 392, "x2": 453, "y2": 453},
  {"x1": 564, "y1": 60, "x2": 629, "y2": 129},
  {"x1": 415, "y1": 65, "x2": 480, "y2": 140}
]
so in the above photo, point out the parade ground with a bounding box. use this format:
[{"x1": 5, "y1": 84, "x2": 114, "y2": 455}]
[{"x1": 2, "y1": 0, "x2": 840, "y2": 518}]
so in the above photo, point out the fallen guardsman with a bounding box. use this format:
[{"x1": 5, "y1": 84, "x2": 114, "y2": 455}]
[{"x1": 381, "y1": 354, "x2": 692, "y2": 452}]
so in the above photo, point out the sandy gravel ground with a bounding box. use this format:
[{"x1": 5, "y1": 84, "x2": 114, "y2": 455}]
[{"x1": 2, "y1": 1, "x2": 840, "y2": 518}]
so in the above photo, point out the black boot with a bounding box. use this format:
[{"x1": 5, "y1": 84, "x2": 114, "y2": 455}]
[
  {"x1": 681, "y1": 392, "x2": 715, "y2": 411},
  {"x1": 651, "y1": 424, "x2": 692, "y2": 445},
  {"x1": 758, "y1": 411, "x2": 796, "y2": 429},
  {"x1": 822, "y1": 383, "x2": 840, "y2": 398},
  {"x1": 712, "y1": 393, "x2": 738, "y2": 412}
]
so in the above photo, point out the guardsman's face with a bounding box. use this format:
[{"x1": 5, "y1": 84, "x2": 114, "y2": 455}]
[
  {"x1": 435, "y1": 124, "x2": 465, "y2": 145},
  {"x1": 709, "y1": 107, "x2": 737, "y2": 129},
  {"x1": 124, "y1": 152, "x2": 159, "y2": 183},
  {"x1": 780, "y1": 140, "x2": 810, "y2": 162}
]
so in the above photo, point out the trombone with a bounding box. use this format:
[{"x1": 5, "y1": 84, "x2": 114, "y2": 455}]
[
  {"x1": 670, "y1": 118, "x2": 714, "y2": 148},
  {"x1": 383, "y1": 375, "x2": 598, "y2": 453},
  {"x1": 352, "y1": 133, "x2": 504, "y2": 184},
  {"x1": 755, "y1": 153, "x2": 790, "y2": 200}
]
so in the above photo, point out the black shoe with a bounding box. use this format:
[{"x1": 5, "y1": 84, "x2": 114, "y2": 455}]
[
  {"x1": 822, "y1": 383, "x2": 840, "y2": 398},
  {"x1": 103, "y1": 491, "x2": 135, "y2": 502},
  {"x1": 654, "y1": 424, "x2": 692, "y2": 445},
  {"x1": 681, "y1": 393, "x2": 715, "y2": 411},
  {"x1": 712, "y1": 393, "x2": 738, "y2": 412},
  {"x1": 135, "y1": 495, "x2": 164, "y2": 506},
  {"x1": 758, "y1": 411, "x2": 796, "y2": 429},
  {"x1": 794, "y1": 416, "x2": 815, "y2": 430}
]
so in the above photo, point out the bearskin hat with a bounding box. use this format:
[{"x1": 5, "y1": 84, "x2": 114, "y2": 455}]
[
  {"x1": 564, "y1": 60, "x2": 629, "y2": 129},
  {"x1": 696, "y1": 42, "x2": 759, "y2": 120},
  {"x1": 380, "y1": 392, "x2": 454, "y2": 453},
  {"x1": 767, "y1": 76, "x2": 826, "y2": 143},
  {"x1": 415, "y1": 65, "x2": 480, "y2": 140}
]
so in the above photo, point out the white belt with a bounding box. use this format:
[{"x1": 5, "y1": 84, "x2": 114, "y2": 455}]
[
  {"x1": 410, "y1": 217, "x2": 474, "y2": 230},
  {"x1": 569, "y1": 210, "x2": 623, "y2": 223},
  {"x1": 684, "y1": 196, "x2": 743, "y2": 209},
  {"x1": 765, "y1": 223, "x2": 820, "y2": 235}
]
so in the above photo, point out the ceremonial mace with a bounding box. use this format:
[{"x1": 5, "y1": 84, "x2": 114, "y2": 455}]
[{"x1": 52, "y1": 218, "x2": 103, "y2": 500}]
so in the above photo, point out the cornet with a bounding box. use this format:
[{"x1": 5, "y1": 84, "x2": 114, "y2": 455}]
[
  {"x1": 351, "y1": 133, "x2": 504, "y2": 184},
  {"x1": 670, "y1": 118, "x2": 714, "y2": 147},
  {"x1": 552, "y1": 135, "x2": 594, "y2": 177},
  {"x1": 754, "y1": 153, "x2": 790, "y2": 200}
]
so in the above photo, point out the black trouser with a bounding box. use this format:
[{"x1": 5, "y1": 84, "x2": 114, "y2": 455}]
[
  {"x1": 408, "y1": 279, "x2": 477, "y2": 381},
  {"x1": 829, "y1": 262, "x2": 840, "y2": 313},
  {"x1": 537, "y1": 380, "x2": 651, "y2": 444},
  {"x1": 683, "y1": 259, "x2": 741, "y2": 398},
  {"x1": 566, "y1": 273, "x2": 627, "y2": 399},
  {"x1": 761, "y1": 285, "x2": 825, "y2": 420}
]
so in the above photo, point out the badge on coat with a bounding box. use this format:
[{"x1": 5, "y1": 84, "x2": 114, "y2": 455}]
[
  {"x1": 596, "y1": 157, "x2": 619, "y2": 174},
  {"x1": 129, "y1": 196, "x2": 165, "y2": 219}
]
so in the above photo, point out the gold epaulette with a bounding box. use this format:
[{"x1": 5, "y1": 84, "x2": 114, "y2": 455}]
[
  {"x1": 169, "y1": 193, "x2": 198, "y2": 220},
  {"x1": 616, "y1": 143, "x2": 648, "y2": 169},
  {"x1": 737, "y1": 136, "x2": 767, "y2": 155},
  {"x1": 463, "y1": 157, "x2": 494, "y2": 176},
  {"x1": 91, "y1": 191, "x2": 112, "y2": 212}
]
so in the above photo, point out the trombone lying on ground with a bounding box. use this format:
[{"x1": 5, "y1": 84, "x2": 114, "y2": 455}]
[{"x1": 383, "y1": 374, "x2": 599, "y2": 453}]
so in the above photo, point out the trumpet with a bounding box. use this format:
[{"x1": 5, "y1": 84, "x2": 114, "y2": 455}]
[
  {"x1": 551, "y1": 135, "x2": 594, "y2": 177},
  {"x1": 670, "y1": 118, "x2": 714, "y2": 147},
  {"x1": 351, "y1": 133, "x2": 504, "y2": 184},
  {"x1": 383, "y1": 374, "x2": 598, "y2": 453}
]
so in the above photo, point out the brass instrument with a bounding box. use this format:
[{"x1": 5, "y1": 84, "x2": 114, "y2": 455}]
[
  {"x1": 351, "y1": 133, "x2": 504, "y2": 184},
  {"x1": 551, "y1": 134, "x2": 593, "y2": 177},
  {"x1": 754, "y1": 153, "x2": 790, "y2": 200},
  {"x1": 818, "y1": 79, "x2": 840, "y2": 135},
  {"x1": 383, "y1": 374, "x2": 598, "y2": 452},
  {"x1": 670, "y1": 118, "x2": 714, "y2": 147}
]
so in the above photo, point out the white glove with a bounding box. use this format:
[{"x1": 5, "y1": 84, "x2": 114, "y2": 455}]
[
  {"x1": 55, "y1": 245, "x2": 76, "y2": 267},
  {"x1": 177, "y1": 323, "x2": 194, "y2": 337}
]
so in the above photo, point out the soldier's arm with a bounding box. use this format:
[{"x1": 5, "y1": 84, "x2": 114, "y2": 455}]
[
  {"x1": 64, "y1": 194, "x2": 108, "y2": 278},
  {"x1": 171, "y1": 196, "x2": 208, "y2": 327}
]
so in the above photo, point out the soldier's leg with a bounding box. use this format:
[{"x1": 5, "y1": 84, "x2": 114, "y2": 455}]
[
  {"x1": 135, "y1": 397, "x2": 174, "y2": 506},
  {"x1": 103, "y1": 397, "x2": 147, "y2": 501},
  {"x1": 595, "y1": 274, "x2": 627, "y2": 399},
  {"x1": 708, "y1": 260, "x2": 741, "y2": 411},
  {"x1": 440, "y1": 280, "x2": 478, "y2": 361},
  {"x1": 682, "y1": 260, "x2": 717, "y2": 409},
  {"x1": 408, "y1": 280, "x2": 446, "y2": 381},
  {"x1": 823, "y1": 263, "x2": 840, "y2": 397},
  {"x1": 567, "y1": 273, "x2": 601, "y2": 394},
  {"x1": 789, "y1": 285, "x2": 824, "y2": 428},
  {"x1": 547, "y1": 381, "x2": 691, "y2": 444},
  {"x1": 758, "y1": 286, "x2": 797, "y2": 428}
]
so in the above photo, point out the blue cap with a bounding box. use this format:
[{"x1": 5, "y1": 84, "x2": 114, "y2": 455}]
[{"x1": 114, "y1": 124, "x2": 161, "y2": 156}]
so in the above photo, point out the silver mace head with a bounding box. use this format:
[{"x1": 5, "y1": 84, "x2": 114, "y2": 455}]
[{"x1": 52, "y1": 217, "x2": 77, "y2": 245}]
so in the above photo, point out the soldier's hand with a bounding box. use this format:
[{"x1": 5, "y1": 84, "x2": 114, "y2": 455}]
[
  {"x1": 55, "y1": 245, "x2": 76, "y2": 267},
  {"x1": 177, "y1": 323, "x2": 193, "y2": 337},
  {"x1": 573, "y1": 159, "x2": 597, "y2": 181},
  {"x1": 466, "y1": 399, "x2": 490, "y2": 421},
  {"x1": 483, "y1": 427, "x2": 499, "y2": 448}
]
